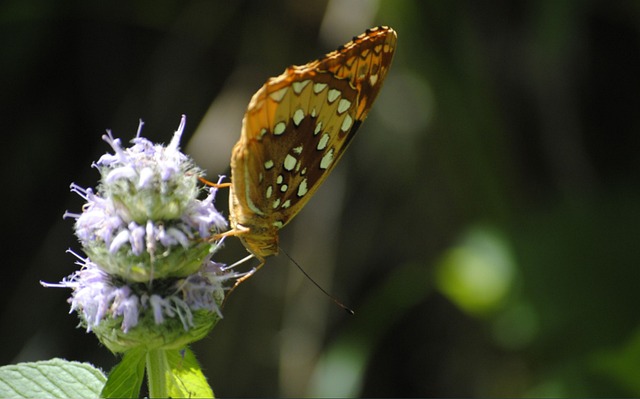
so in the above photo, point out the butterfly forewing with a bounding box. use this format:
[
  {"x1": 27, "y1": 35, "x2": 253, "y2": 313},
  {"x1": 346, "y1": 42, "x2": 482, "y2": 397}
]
[
  {"x1": 229, "y1": 26, "x2": 397, "y2": 260},
  {"x1": 315, "y1": 26, "x2": 396, "y2": 120}
]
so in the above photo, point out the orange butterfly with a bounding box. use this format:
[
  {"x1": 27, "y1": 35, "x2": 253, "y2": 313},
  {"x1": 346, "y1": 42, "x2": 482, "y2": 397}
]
[{"x1": 218, "y1": 26, "x2": 397, "y2": 280}]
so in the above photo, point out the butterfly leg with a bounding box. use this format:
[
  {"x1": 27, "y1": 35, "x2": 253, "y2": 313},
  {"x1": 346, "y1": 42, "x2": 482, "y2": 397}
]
[
  {"x1": 233, "y1": 256, "x2": 265, "y2": 286},
  {"x1": 198, "y1": 176, "x2": 231, "y2": 188},
  {"x1": 222, "y1": 255, "x2": 265, "y2": 307},
  {"x1": 213, "y1": 225, "x2": 266, "y2": 306},
  {"x1": 213, "y1": 225, "x2": 249, "y2": 241}
]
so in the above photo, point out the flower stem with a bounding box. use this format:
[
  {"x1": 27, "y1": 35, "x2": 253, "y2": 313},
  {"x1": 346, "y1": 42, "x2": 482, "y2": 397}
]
[{"x1": 146, "y1": 349, "x2": 168, "y2": 398}]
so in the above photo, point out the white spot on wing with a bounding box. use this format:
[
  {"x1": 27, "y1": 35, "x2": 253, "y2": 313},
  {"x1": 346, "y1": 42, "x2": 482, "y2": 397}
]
[
  {"x1": 284, "y1": 154, "x2": 296, "y2": 171},
  {"x1": 293, "y1": 108, "x2": 305, "y2": 126},
  {"x1": 274, "y1": 121, "x2": 286, "y2": 135},
  {"x1": 327, "y1": 89, "x2": 341, "y2": 103},
  {"x1": 297, "y1": 178, "x2": 308, "y2": 197},
  {"x1": 313, "y1": 82, "x2": 327, "y2": 93},
  {"x1": 269, "y1": 87, "x2": 288, "y2": 102},
  {"x1": 292, "y1": 80, "x2": 311, "y2": 94},
  {"x1": 337, "y1": 98, "x2": 352, "y2": 114},
  {"x1": 317, "y1": 133, "x2": 330, "y2": 150},
  {"x1": 320, "y1": 148, "x2": 334, "y2": 170},
  {"x1": 341, "y1": 114, "x2": 353, "y2": 132}
]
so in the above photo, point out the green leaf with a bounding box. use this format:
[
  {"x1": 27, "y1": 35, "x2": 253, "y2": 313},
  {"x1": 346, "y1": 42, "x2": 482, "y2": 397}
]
[
  {"x1": 0, "y1": 358, "x2": 106, "y2": 399},
  {"x1": 167, "y1": 348, "x2": 213, "y2": 398},
  {"x1": 146, "y1": 348, "x2": 213, "y2": 398},
  {"x1": 101, "y1": 348, "x2": 146, "y2": 399}
]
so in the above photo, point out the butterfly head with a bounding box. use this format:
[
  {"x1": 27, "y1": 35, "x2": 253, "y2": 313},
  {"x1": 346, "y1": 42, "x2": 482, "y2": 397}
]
[{"x1": 228, "y1": 182, "x2": 280, "y2": 259}]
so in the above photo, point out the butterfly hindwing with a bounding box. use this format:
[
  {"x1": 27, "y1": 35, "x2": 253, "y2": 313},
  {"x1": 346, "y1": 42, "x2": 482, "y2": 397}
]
[
  {"x1": 229, "y1": 26, "x2": 397, "y2": 259},
  {"x1": 243, "y1": 70, "x2": 360, "y2": 228}
]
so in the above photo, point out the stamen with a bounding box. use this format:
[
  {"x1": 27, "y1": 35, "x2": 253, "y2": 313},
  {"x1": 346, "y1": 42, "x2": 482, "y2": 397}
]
[
  {"x1": 135, "y1": 119, "x2": 145, "y2": 138},
  {"x1": 167, "y1": 115, "x2": 186, "y2": 153}
]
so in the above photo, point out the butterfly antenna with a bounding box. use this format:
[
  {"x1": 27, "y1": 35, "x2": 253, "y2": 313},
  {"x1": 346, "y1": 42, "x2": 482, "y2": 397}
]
[{"x1": 281, "y1": 248, "x2": 354, "y2": 315}]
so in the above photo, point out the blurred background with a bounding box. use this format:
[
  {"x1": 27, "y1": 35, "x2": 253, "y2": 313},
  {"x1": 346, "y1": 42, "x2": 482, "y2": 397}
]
[{"x1": 2, "y1": 0, "x2": 640, "y2": 396}]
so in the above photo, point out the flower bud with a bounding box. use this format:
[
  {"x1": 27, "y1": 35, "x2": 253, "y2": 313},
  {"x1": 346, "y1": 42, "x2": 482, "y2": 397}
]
[
  {"x1": 58, "y1": 254, "x2": 234, "y2": 353},
  {"x1": 43, "y1": 116, "x2": 239, "y2": 353},
  {"x1": 68, "y1": 116, "x2": 227, "y2": 281}
]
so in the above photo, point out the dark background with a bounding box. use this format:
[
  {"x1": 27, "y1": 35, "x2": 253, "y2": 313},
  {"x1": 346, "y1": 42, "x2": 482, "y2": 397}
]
[{"x1": 3, "y1": 0, "x2": 640, "y2": 396}]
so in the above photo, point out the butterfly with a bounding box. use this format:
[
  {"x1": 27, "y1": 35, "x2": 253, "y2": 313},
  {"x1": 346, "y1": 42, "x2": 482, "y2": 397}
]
[{"x1": 218, "y1": 26, "x2": 397, "y2": 279}]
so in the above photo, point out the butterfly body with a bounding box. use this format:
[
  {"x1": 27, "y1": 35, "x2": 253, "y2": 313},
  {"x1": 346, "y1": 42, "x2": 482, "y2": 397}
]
[{"x1": 227, "y1": 26, "x2": 397, "y2": 263}]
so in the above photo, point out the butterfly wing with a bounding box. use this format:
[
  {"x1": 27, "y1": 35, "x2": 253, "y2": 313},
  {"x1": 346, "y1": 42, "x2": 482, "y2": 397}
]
[{"x1": 229, "y1": 26, "x2": 397, "y2": 258}]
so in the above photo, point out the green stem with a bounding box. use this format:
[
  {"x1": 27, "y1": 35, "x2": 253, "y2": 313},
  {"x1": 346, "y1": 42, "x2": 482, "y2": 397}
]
[{"x1": 146, "y1": 349, "x2": 168, "y2": 398}]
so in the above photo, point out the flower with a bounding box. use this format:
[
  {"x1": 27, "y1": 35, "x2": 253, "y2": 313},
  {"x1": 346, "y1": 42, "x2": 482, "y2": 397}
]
[
  {"x1": 65, "y1": 116, "x2": 227, "y2": 282},
  {"x1": 44, "y1": 250, "x2": 237, "y2": 352},
  {"x1": 43, "y1": 116, "x2": 239, "y2": 353}
]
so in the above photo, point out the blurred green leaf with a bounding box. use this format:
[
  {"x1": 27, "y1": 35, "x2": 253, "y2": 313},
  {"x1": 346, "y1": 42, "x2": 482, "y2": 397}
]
[
  {"x1": 436, "y1": 225, "x2": 516, "y2": 316},
  {"x1": 591, "y1": 329, "x2": 640, "y2": 395}
]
